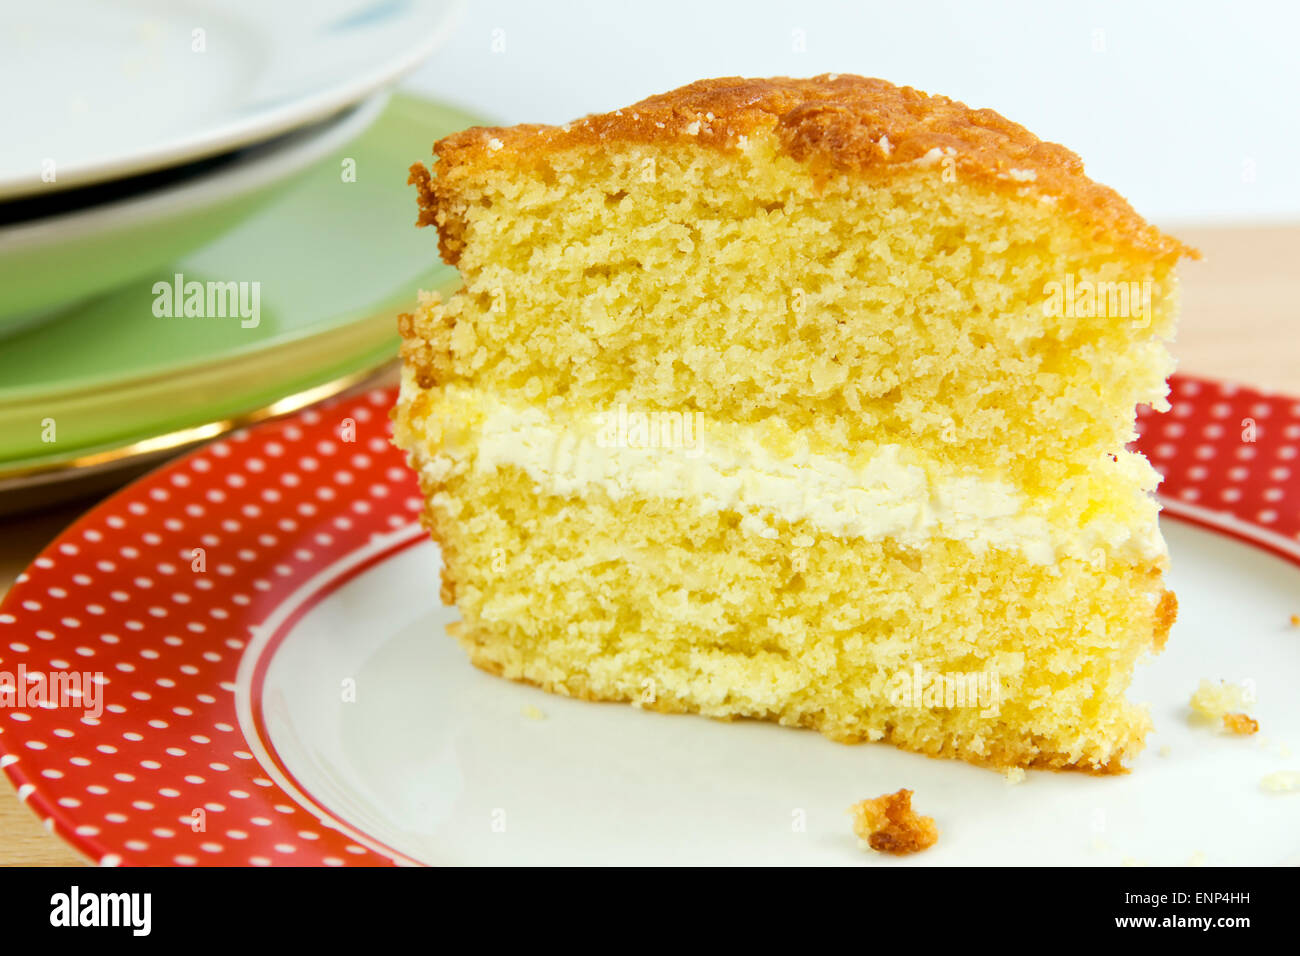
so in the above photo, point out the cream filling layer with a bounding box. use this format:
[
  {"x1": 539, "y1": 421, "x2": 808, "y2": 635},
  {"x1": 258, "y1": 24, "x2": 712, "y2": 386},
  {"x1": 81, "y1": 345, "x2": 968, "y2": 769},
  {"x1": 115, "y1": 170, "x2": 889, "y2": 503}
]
[{"x1": 405, "y1": 382, "x2": 1166, "y2": 565}]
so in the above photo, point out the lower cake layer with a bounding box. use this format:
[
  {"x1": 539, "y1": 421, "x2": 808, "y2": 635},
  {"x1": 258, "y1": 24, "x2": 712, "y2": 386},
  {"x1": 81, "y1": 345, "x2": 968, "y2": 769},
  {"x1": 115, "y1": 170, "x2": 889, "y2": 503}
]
[{"x1": 419, "y1": 463, "x2": 1176, "y2": 774}]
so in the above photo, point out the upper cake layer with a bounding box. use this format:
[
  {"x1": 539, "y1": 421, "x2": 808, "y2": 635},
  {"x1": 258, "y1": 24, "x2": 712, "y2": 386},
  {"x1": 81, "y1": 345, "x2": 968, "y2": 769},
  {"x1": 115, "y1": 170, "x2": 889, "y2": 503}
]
[
  {"x1": 402, "y1": 74, "x2": 1196, "y2": 506},
  {"x1": 415, "y1": 74, "x2": 1198, "y2": 267}
]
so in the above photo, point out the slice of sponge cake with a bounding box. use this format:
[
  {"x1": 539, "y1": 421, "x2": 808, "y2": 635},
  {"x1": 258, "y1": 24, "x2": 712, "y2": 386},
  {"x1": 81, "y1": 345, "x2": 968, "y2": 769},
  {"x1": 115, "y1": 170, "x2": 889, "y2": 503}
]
[{"x1": 393, "y1": 74, "x2": 1194, "y2": 773}]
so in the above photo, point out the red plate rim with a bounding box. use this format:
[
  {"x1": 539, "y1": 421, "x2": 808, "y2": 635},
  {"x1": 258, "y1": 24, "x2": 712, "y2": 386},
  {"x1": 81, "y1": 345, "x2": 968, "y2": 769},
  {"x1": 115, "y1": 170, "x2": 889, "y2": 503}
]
[{"x1": 1, "y1": 374, "x2": 1298, "y2": 866}]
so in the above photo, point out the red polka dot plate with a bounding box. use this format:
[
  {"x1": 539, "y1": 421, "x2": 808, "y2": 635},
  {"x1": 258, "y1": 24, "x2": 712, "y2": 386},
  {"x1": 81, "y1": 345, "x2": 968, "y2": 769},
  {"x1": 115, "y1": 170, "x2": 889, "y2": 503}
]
[{"x1": 2, "y1": 375, "x2": 1298, "y2": 866}]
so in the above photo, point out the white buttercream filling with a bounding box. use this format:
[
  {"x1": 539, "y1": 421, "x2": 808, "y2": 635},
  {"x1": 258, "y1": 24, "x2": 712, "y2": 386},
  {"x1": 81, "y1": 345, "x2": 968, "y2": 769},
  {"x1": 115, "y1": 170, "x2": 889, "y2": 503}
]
[{"x1": 405, "y1": 381, "x2": 1166, "y2": 566}]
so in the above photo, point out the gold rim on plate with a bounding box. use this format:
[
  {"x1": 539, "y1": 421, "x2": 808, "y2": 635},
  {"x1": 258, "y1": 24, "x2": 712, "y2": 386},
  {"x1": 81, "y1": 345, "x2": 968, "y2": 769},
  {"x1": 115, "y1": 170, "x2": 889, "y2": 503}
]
[{"x1": 0, "y1": 359, "x2": 399, "y2": 491}]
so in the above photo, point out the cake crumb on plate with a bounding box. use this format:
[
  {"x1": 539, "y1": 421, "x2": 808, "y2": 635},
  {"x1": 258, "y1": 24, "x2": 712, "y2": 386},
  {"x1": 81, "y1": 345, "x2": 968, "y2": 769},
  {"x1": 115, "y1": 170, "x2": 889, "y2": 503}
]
[
  {"x1": 1189, "y1": 679, "x2": 1258, "y2": 732},
  {"x1": 849, "y1": 788, "x2": 938, "y2": 855},
  {"x1": 1223, "y1": 712, "x2": 1258, "y2": 735},
  {"x1": 1261, "y1": 771, "x2": 1300, "y2": 793}
]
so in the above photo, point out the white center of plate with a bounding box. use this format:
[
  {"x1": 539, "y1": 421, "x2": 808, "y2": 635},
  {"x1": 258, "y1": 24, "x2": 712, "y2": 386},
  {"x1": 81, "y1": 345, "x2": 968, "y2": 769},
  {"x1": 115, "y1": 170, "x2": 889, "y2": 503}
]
[{"x1": 254, "y1": 520, "x2": 1300, "y2": 865}]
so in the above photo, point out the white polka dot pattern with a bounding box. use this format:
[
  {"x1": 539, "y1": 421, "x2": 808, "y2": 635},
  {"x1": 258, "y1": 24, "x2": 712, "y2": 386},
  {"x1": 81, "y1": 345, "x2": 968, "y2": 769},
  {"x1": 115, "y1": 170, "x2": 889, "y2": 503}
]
[
  {"x1": 1135, "y1": 377, "x2": 1300, "y2": 544},
  {"x1": 0, "y1": 388, "x2": 420, "y2": 866}
]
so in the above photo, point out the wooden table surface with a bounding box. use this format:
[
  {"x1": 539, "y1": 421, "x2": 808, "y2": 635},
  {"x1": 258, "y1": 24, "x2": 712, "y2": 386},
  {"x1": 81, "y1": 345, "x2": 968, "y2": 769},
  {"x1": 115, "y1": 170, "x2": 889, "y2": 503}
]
[{"x1": 1, "y1": 224, "x2": 1297, "y2": 866}]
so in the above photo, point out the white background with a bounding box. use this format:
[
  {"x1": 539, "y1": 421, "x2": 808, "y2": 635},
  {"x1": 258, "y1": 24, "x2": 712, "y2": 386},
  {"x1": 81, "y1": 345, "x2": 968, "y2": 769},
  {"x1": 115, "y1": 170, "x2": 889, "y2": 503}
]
[{"x1": 404, "y1": 0, "x2": 1300, "y2": 228}]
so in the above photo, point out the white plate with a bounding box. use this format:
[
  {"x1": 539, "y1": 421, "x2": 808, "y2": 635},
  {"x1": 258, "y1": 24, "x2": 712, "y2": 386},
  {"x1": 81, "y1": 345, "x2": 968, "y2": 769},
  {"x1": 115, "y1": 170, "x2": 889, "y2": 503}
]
[
  {"x1": 0, "y1": 94, "x2": 388, "y2": 330},
  {"x1": 0, "y1": 0, "x2": 459, "y2": 199},
  {"x1": 256, "y1": 518, "x2": 1300, "y2": 866}
]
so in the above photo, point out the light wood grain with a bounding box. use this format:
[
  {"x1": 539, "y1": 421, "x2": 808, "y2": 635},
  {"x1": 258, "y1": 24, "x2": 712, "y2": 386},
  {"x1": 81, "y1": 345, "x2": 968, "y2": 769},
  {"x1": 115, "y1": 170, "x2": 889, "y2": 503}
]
[
  {"x1": 1, "y1": 225, "x2": 1296, "y2": 866},
  {"x1": 1171, "y1": 224, "x2": 1300, "y2": 395}
]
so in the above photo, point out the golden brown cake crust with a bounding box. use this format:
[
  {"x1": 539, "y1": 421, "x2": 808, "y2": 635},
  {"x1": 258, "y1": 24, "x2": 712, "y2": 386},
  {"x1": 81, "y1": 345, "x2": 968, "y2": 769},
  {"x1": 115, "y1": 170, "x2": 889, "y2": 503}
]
[
  {"x1": 1152, "y1": 589, "x2": 1178, "y2": 651},
  {"x1": 418, "y1": 74, "x2": 1197, "y2": 265}
]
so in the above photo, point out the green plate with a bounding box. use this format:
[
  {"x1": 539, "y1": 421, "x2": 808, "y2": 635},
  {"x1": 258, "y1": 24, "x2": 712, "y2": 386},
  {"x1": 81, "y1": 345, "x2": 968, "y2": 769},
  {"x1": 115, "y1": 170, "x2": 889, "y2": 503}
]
[{"x1": 0, "y1": 93, "x2": 479, "y2": 467}]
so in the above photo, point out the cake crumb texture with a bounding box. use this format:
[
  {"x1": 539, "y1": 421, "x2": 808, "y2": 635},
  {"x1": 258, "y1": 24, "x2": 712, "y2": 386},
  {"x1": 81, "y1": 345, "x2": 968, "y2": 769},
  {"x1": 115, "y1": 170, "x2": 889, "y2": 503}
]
[{"x1": 849, "y1": 788, "x2": 938, "y2": 855}]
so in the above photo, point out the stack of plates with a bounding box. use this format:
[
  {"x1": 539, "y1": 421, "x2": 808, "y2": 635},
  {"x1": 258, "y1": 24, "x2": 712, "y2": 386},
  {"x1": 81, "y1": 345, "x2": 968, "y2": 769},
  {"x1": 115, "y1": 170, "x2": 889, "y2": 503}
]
[{"x1": 0, "y1": 0, "x2": 477, "y2": 509}]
